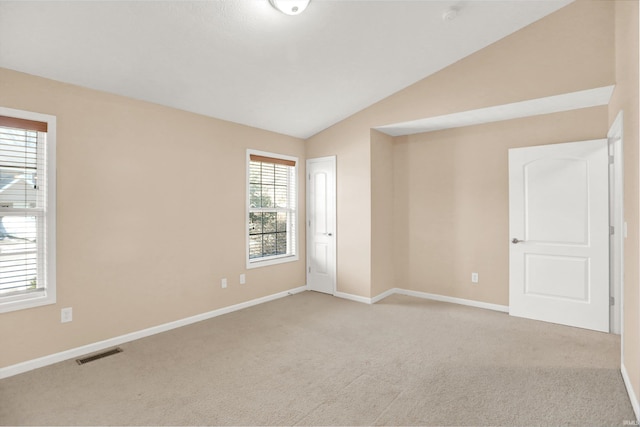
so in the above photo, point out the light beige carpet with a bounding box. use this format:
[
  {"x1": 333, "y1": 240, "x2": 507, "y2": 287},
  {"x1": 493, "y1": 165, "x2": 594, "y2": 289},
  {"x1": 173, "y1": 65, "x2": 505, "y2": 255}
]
[{"x1": 0, "y1": 291, "x2": 635, "y2": 426}]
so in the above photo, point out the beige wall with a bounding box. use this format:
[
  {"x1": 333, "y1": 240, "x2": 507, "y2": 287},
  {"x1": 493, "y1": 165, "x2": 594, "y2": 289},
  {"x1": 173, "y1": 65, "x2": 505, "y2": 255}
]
[
  {"x1": 394, "y1": 106, "x2": 609, "y2": 306},
  {"x1": 307, "y1": 0, "x2": 615, "y2": 299},
  {"x1": 0, "y1": 68, "x2": 306, "y2": 369},
  {"x1": 364, "y1": 0, "x2": 614, "y2": 126},
  {"x1": 1, "y1": 0, "x2": 634, "y2": 380},
  {"x1": 306, "y1": 120, "x2": 372, "y2": 297},
  {"x1": 610, "y1": 0, "x2": 640, "y2": 412},
  {"x1": 371, "y1": 130, "x2": 395, "y2": 297}
]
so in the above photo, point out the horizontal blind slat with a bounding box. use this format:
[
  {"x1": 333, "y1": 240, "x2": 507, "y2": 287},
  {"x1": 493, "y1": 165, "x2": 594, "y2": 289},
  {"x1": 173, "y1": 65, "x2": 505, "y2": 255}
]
[{"x1": 0, "y1": 124, "x2": 46, "y2": 299}]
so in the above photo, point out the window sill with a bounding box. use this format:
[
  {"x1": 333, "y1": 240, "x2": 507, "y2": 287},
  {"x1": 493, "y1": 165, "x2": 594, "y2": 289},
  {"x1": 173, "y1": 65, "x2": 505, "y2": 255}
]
[
  {"x1": 247, "y1": 254, "x2": 299, "y2": 269},
  {"x1": 0, "y1": 291, "x2": 56, "y2": 314}
]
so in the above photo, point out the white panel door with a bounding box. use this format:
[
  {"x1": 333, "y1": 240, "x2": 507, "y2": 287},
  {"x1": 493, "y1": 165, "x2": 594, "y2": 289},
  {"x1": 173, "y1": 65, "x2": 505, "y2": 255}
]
[
  {"x1": 509, "y1": 139, "x2": 609, "y2": 332},
  {"x1": 307, "y1": 156, "x2": 336, "y2": 295}
]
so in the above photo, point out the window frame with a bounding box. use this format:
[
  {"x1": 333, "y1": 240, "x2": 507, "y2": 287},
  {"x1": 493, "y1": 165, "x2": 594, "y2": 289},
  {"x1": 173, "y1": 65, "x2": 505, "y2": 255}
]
[
  {"x1": 246, "y1": 149, "x2": 298, "y2": 269},
  {"x1": 0, "y1": 107, "x2": 56, "y2": 313}
]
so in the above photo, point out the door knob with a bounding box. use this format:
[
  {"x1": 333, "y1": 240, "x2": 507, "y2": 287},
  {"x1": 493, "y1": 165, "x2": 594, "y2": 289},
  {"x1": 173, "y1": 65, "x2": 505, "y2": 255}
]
[
  {"x1": 511, "y1": 238, "x2": 523, "y2": 244},
  {"x1": 327, "y1": 233, "x2": 333, "y2": 236}
]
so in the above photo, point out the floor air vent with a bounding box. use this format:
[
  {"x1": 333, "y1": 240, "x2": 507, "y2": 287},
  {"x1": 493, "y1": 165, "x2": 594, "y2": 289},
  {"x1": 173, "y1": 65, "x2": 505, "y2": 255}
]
[{"x1": 76, "y1": 347, "x2": 123, "y2": 365}]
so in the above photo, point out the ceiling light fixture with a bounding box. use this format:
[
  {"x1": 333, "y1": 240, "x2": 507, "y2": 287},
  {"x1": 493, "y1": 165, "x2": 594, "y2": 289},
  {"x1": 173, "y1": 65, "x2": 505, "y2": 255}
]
[
  {"x1": 442, "y1": 7, "x2": 459, "y2": 22},
  {"x1": 269, "y1": 0, "x2": 310, "y2": 16}
]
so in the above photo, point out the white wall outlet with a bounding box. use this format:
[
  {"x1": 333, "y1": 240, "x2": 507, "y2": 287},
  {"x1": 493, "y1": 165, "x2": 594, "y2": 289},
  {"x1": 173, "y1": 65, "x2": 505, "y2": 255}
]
[
  {"x1": 471, "y1": 273, "x2": 479, "y2": 283},
  {"x1": 221, "y1": 278, "x2": 227, "y2": 289},
  {"x1": 240, "y1": 274, "x2": 246, "y2": 284},
  {"x1": 61, "y1": 307, "x2": 73, "y2": 323}
]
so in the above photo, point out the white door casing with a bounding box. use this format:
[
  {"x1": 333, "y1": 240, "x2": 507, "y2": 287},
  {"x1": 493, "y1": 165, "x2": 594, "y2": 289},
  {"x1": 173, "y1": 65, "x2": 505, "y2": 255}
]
[
  {"x1": 509, "y1": 139, "x2": 609, "y2": 332},
  {"x1": 608, "y1": 111, "x2": 624, "y2": 336},
  {"x1": 307, "y1": 156, "x2": 336, "y2": 295}
]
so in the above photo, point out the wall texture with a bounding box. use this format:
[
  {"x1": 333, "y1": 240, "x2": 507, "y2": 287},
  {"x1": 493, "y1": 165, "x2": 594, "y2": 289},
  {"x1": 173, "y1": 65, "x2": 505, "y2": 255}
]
[
  {"x1": 370, "y1": 130, "x2": 395, "y2": 297},
  {"x1": 393, "y1": 106, "x2": 609, "y2": 306},
  {"x1": 306, "y1": 0, "x2": 616, "y2": 299},
  {"x1": 0, "y1": 68, "x2": 306, "y2": 369},
  {"x1": 609, "y1": 0, "x2": 640, "y2": 413},
  {"x1": 2, "y1": 2, "x2": 636, "y2": 394},
  {"x1": 306, "y1": 120, "x2": 372, "y2": 297}
]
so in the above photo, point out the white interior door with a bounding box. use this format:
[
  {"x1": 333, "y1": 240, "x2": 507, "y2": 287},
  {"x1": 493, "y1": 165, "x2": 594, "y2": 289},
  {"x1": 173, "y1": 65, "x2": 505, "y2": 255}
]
[
  {"x1": 509, "y1": 139, "x2": 609, "y2": 332},
  {"x1": 307, "y1": 156, "x2": 336, "y2": 295}
]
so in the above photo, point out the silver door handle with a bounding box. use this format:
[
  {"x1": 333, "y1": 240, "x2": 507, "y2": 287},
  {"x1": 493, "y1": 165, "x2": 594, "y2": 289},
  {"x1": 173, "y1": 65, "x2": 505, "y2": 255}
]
[
  {"x1": 326, "y1": 233, "x2": 333, "y2": 236},
  {"x1": 511, "y1": 238, "x2": 523, "y2": 244}
]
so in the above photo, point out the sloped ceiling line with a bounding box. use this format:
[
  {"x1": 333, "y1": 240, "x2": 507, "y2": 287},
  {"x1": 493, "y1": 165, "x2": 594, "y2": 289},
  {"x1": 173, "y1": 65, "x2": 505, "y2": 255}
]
[
  {"x1": 374, "y1": 85, "x2": 615, "y2": 137},
  {"x1": 0, "y1": 1, "x2": 573, "y2": 138}
]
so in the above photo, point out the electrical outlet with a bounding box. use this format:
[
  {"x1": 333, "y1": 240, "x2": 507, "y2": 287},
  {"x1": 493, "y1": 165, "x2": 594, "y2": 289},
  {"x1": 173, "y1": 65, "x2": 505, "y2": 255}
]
[
  {"x1": 61, "y1": 307, "x2": 73, "y2": 323},
  {"x1": 240, "y1": 274, "x2": 246, "y2": 284},
  {"x1": 221, "y1": 278, "x2": 227, "y2": 289},
  {"x1": 471, "y1": 273, "x2": 479, "y2": 283}
]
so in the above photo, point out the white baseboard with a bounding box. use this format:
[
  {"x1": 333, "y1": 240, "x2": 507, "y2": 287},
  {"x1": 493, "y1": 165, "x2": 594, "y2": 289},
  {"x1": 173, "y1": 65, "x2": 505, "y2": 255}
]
[
  {"x1": 0, "y1": 285, "x2": 307, "y2": 380},
  {"x1": 334, "y1": 291, "x2": 372, "y2": 304},
  {"x1": 371, "y1": 288, "x2": 397, "y2": 304},
  {"x1": 338, "y1": 287, "x2": 509, "y2": 314},
  {"x1": 394, "y1": 289, "x2": 509, "y2": 313},
  {"x1": 622, "y1": 362, "x2": 640, "y2": 420}
]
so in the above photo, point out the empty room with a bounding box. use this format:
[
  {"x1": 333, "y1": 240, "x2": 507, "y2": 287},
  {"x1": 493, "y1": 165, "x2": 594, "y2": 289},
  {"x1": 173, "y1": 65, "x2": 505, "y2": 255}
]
[{"x1": 0, "y1": 0, "x2": 639, "y2": 425}]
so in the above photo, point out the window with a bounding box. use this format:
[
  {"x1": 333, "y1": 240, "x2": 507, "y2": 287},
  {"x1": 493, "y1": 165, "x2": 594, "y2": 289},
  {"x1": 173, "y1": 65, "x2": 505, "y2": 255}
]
[
  {"x1": 247, "y1": 150, "x2": 298, "y2": 268},
  {"x1": 0, "y1": 108, "x2": 56, "y2": 313}
]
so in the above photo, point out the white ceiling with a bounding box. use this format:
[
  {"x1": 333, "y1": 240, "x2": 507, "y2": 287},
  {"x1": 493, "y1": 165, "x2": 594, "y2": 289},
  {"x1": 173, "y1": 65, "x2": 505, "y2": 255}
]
[{"x1": 0, "y1": 0, "x2": 572, "y2": 139}]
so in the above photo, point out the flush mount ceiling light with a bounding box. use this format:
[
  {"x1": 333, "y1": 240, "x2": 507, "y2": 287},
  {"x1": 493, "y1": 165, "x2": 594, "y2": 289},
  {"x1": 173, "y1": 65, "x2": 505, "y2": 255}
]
[
  {"x1": 442, "y1": 6, "x2": 459, "y2": 22},
  {"x1": 269, "y1": 0, "x2": 310, "y2": 16}
]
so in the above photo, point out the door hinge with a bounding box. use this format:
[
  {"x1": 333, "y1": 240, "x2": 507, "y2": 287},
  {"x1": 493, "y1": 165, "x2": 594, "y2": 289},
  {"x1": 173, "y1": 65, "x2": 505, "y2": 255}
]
[
  {"x1": 609, "y1": 155, "x2": 615, "y2": 165},
  {"x1": 309, "y1": 220, "x2": 311, "y2": 227},
  {"x1": 308, "y1": 267, "x2": 311, "y2": 273},
  {"x1": 610, "y1": 296, "x2": 615, "y2": 306},
  {"x1": 610, "y1": 225, "x2": 615, "y2": 235}
]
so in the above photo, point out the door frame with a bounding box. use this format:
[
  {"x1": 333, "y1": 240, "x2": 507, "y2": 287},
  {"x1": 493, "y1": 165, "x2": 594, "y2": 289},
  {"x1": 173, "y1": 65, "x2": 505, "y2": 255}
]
[
  {"x1": 608, "y1": 111, "x2": 624, "y2": 336},
  {"x1": 306, "y1": 155, "x2": 337, "y2": 294}
]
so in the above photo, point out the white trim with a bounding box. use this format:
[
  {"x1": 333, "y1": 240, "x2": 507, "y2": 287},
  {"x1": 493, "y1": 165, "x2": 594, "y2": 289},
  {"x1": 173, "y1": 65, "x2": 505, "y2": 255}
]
[
  {"x1": 371, "y1": 288, "x2": 396, "y2": 304},
  {"x1": 0, "y1": 285, "x2": 307, "y2": 379},
  {"x1": 334, "y1": 291, "x2": 372, "y2": 305},
  {"x1": 0, "y1": 107, "x2": 56, "y2": 314},
  {"x1": 608, "y1": 110, "x2": 624, "y2": 336},
  {"x1": 394, "y1": 289, "x2": 509, "y2": 312},
  {"x1": 375, "y1": 85, "x2": 615, "y2": 136},
  {"x1": 622, "y1": 362, "x2": 640, "y2": 420},
  {"x1": 246, "y1": 149, "x2": 299, "y2": 270},
  {"x1": 337, "y1": 287, "x2": 509, "y2": 313}
]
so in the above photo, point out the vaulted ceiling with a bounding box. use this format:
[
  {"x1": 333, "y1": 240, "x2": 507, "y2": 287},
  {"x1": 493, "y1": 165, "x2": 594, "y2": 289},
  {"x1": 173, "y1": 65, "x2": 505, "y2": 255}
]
[{"x1": 0, "y1": 1, "x2": 572, "y2": 138}]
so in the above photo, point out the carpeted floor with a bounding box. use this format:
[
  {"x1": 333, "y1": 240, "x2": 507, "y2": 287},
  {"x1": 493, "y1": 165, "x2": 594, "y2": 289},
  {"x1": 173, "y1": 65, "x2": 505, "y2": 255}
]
[{"x1": 0, "y1": 291, "x2": 635, "y2": 426}]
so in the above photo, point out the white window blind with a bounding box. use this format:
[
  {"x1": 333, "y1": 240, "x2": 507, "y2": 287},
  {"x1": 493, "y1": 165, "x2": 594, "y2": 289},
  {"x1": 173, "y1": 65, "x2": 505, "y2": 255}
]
[
  {"x1": 0, "y1": 111, "x2": 54, "y2": 312},
  {"x1": 247, "y1": 151, "x2": 298, "y2": 267}
]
